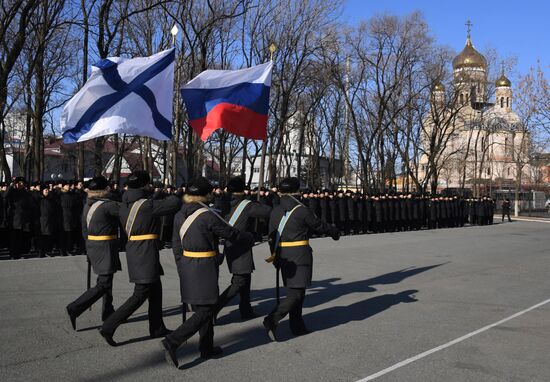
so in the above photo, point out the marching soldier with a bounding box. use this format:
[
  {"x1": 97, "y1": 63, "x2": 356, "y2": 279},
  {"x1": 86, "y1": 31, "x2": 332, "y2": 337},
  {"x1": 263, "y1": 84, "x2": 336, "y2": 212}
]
[
  {"x1": 262, "y1": 177, "x2": 340, "y2": 341},
  {"x1": 161, "y1": 177, "x2": 254, "y2": 367},
  {"x1": 215, "y1": 177, "x2": 272, "y2": 321},
  {"x1": 66, "y1": 176, "x2": 120, "y2": 329},
  {"x1": 99, "y1": 171, "x2": 180, "y2": 346}
]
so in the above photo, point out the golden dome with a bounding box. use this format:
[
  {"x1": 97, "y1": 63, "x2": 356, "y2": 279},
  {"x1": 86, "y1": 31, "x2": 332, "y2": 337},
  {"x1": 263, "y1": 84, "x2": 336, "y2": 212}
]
[
  {"x1": 452, "y1": 36, "x2": 487, "y2": 69},
  {"x1": 495, "y1": 73, "x2": 511, "y2": 87},
  {"x1": 433, "y1": 82, "x2": 445, "y2": 92}
]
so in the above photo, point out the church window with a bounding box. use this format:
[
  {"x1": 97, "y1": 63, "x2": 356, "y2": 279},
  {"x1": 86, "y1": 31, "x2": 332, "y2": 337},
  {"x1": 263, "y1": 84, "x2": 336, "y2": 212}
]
[
  {"x1": 504, "y1": 137, "x2": 509, "y2": 155},
  {"x1": 507, "y1": 167, "x2": 511, "y2": 176},
  {"x1": 487, "y1": 168, "x2": 491, "y2": 176},
  {"x1": 506, "y1": 97, "x2": 509, "y2": 108},
  {"x1": 460, "y1": 94, "x2": 464, "y2": 104},
  {"x1": 500, "y1": 97, "x2": 504, "y2": 108},
  {"x1": 466, "y1": 94, "x2": 469, "y2": 103}
]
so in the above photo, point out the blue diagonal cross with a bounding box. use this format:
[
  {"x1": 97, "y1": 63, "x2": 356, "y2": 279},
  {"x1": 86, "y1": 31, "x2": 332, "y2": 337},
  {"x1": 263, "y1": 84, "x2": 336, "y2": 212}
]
[{"x1": 63, "y1": 49, "x2": 174, "y2": 142}]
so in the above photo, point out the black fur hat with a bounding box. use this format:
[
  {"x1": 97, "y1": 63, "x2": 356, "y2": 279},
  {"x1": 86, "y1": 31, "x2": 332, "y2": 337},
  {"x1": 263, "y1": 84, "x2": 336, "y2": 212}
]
[
  {"x1": 227, "y1": 177, "x2": 246, "y2": 193},
  {"x1": 279, "y1": 177, "x2": 300, "y2": 194},
  {"x1": 88, "y1": 176, "x2": 109, "y2": 191},
  {"x1": 186, "y1": 177, "x2": 213, "y2": 196},
  {"x1": 127, "y1": 171, "x2": 150, "y2": 189}
]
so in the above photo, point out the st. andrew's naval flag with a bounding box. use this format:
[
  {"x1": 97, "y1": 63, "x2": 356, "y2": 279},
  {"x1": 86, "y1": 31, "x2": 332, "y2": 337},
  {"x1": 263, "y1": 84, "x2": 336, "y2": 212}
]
[
  {"x1": 61, "y1": 48, "x2": 175, "y2": 143},
  {"x1": 181, "y1": 61, "x2": 272, "y2": 141}
]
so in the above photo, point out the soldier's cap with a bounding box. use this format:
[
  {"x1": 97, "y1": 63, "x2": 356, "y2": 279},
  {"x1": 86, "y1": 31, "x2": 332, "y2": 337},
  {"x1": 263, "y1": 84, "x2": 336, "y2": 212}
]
[
  {"x1": 227, "y1": 176, "x2": 246, "y2": 193},
  {"x1": 186, "y1": 177, "x2": 213, "y2": 196},
  {"x1": 14, "y1": 176, "x2": 25, "y2": 183},
  {"x1": 88, "y1": 176, "x2": 109, "y2": 191},
  {"x1": 278, "y1": 177, "x2": 300, "y2": 194},
  {"x1": 153, "y1": 181, "x2": 164, "y2": 189},
  {"x1": 126, "y1": 171, "x2": 150, "y2": 189}
]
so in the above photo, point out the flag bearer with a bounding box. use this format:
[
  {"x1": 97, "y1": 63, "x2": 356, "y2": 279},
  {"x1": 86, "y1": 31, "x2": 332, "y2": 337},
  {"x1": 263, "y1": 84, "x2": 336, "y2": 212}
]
[
  {"x1": 263, "y1": 177, "x2": 340, "y2": 341},
  {"x1": 161, "y1": 177, "x2": 254, "y2": 367},
  {"x1": 66, "y1": 176, "x2": 120, "y2": 329},
  {"x1": 215, "y1": 177, "x2": 271, "y2": 321}
]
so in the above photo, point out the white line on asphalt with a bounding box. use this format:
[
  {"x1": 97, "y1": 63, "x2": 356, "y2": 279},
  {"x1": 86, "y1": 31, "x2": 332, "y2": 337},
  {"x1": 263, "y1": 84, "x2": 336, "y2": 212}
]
[
  {"x1": 512, "y1": 218, "x2": 550, "y2": 224},
  {"x1": 356, "y1": 297, "x2": 550, "y2": 382}
]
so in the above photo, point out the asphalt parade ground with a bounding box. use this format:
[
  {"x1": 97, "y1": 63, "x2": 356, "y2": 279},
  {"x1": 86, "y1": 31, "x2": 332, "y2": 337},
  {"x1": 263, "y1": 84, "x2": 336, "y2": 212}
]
[{"x1": 1, "y1": 219, "x2": 549, "y2": 382}]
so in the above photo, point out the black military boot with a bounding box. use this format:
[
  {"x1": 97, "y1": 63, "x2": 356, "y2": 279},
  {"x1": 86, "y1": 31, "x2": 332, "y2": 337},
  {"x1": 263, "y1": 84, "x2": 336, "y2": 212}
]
[
  {"x1": 263, "y1": 317, "x2": 278, "y2": 342},
  {"x1": 98, "y1": 328, "x2": 117, "y2": 346},
  {"x1": 160, "y1": 339, "x2": 178, "y2": 368},
  {"x1": 200, "y1": 346, "x2": 223, "y2": 359},
  {"x1": 66, "y1": 307, "x2": 77, "y2": 331}
]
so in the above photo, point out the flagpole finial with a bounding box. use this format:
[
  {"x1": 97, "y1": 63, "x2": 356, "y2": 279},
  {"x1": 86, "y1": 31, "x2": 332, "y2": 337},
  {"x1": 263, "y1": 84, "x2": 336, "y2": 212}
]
[
  {"x1": 171, "y1": 24, "x2": 179, "y2": 46},
  {"x1": 269, "y1": 43, "x2": 277, "y2": 61}
]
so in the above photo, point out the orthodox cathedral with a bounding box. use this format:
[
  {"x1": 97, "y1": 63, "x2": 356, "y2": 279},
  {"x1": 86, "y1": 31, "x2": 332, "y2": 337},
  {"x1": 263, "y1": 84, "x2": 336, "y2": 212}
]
[{"x1": 418, "y1": 22, "x2": 528, "y2": 192}]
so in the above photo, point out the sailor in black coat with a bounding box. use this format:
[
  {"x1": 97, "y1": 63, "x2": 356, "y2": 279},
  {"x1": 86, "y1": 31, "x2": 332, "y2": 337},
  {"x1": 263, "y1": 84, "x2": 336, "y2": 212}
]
[
  {"x1": 39, "y1": 186, "x2": 56, "y2": 257},
  {"x1": 67, "y1": 177, "x2": 121, "y2": 329},
  {"x1": 319, "y1": 191, "x2": 329, "y2": 223},
  {"x1": 216, "y1": 177, "x2": 271, "y2": 320},
  {"x1": 161, "y1": 177, "x2": 254, "y2": 367},
  {"x1": 337, "y1": 191, "x2": 347, "y2": 234},
  {"x1": 58, "y1": 183, "x2": 82, "y2": 256},
  {"x1": 100, "y1": 171, "x2": 181, "y2": 346},
  {"x1": 262, "y1": 177, "x2": 339, "y2": 341},
  {"x1": 5, "y1": 177, "x2": 32, "y2": 259}
]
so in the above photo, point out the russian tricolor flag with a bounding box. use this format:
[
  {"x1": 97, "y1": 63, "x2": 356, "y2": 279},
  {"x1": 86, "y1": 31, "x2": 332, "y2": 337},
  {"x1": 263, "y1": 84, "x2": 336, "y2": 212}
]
[{"x1": 181, "y1": 62, "x2": 273, "y2": 141}]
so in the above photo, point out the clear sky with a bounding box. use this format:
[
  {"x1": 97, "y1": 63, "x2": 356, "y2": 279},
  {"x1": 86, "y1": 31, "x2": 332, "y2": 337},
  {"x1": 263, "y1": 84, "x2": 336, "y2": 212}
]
[{"x1": 341, "y1": 0, "x2": 550, "y2": 78}]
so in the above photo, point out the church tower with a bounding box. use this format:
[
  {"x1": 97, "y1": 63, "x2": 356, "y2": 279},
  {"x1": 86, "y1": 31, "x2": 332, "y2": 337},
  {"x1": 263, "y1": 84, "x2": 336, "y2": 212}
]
[
  {"x1": 495, "y1": 71, "x2": 512, "y2": 112},
  {"x1": 432, "y1": 81, "x2": 445, "y2": 107},
  {"x1": 452, "y1": 21, "x2": 487, "y2": 107}
]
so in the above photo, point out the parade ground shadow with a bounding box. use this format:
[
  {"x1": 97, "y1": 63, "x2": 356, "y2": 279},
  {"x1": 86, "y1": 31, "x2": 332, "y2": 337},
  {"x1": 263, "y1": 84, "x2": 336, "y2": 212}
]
[
  {"x1": 215, "y1": 263, "x2": 445, "y2": 324},
  {"x1": 79, "y1": 264, "x2": 443, "y2": 334},
  {"x1": 77, "y1": 264, "x2": 438, "y2": 372}
]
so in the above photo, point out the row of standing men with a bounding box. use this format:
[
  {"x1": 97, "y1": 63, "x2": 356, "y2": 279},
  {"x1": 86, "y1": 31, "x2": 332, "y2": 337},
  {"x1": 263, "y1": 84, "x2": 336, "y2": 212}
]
[{"x1": 1, "y1": 179, "x2": 495, "y2": 260}]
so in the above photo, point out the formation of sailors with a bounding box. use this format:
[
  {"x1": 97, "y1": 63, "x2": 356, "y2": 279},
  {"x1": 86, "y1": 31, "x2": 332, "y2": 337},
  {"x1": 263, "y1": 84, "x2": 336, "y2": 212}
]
[
  {"x1": 223, "y1": 188, "x2": 497, "y2": 235},
  {"x1": 0, "y1": 179, "x2": 497, "y2": 260}
]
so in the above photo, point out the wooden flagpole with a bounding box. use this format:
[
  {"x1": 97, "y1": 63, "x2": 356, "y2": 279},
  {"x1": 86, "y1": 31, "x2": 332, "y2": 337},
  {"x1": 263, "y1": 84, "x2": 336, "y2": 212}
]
[
  {"x1": 256, "y1": 43, "x2": 276, "y2": 201},
  {"x1": 259, "y1": 43, "x2": 279, "y2": 304}
]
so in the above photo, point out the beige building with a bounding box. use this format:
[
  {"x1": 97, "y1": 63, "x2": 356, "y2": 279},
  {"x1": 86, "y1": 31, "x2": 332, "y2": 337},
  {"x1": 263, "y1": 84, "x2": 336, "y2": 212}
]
[{"x1": 419, "y1": 28, "x2": 529, "y2": 192}]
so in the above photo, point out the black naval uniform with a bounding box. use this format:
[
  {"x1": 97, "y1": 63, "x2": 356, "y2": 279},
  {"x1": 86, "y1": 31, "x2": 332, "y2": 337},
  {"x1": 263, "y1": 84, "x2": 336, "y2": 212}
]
[
  {"x1": 100, "y1": 188, "x2": 181, "y2": 342},
  {"x1": 60, "y1": 190, "x2": 80, "y2": 256},
  {"x1": 165, "y1": 201, "x2": 254, "y2": 360},
  {"x1": 67, "y1": 194, "x2": 121, "y2": 324},
  {"x1": 264, "y1": 194, "x2": 339, "y2": 338},
  {"x1": 39, "y1": 192, "x2": 56, "y2": 257},
  {"x1": 216, "y1": 195, "x2": 271, "y2": 319},
  {"x1": 5, "y1": 186, "x2": 31, "y2": 259}
]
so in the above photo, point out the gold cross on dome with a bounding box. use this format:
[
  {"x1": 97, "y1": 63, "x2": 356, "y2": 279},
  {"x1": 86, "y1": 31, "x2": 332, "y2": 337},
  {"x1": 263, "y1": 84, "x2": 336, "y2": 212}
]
[{"x1": 465, "y1": 20, "x2": 473, "y2": 37}]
